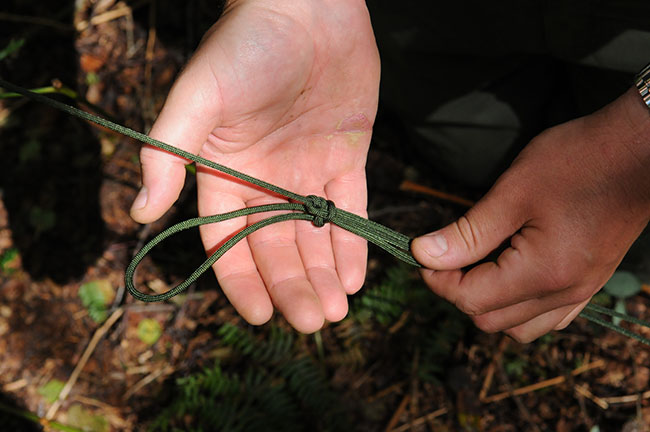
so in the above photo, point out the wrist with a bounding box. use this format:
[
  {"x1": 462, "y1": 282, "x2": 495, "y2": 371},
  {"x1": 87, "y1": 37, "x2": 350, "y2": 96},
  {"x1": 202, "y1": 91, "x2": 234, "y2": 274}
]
[
  {"x1": 619, "y1": 85, "x2": 650, "y2": 160},
  {"x1": 618, "y1": 85, "x2": 650, "y2": 215}
]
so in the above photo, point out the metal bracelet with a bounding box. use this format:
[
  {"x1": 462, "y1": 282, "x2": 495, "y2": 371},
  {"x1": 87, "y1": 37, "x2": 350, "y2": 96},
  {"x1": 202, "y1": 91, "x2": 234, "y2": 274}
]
[{"x1": 635, "y1": 62, "x2": 650, "y2": 110}]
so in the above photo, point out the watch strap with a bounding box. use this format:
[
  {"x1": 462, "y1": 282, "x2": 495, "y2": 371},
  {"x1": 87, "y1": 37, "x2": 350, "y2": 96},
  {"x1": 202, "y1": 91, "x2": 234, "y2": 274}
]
[{"x1": 635, "y1": 62, "x2": 650, "y2": 110}]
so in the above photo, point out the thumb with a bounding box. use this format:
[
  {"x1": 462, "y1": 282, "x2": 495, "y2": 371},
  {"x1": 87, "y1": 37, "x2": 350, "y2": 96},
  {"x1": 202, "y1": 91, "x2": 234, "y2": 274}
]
[
  {"x1": 411, "y1": 191, "x2": 524, "y2": 270},
  {"x1": 130, "y1": 57, "x2": 221, "y2": 224}
]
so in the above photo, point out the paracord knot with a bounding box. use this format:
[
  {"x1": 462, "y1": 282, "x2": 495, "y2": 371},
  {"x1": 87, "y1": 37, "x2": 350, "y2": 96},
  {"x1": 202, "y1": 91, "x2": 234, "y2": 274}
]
[{"x1": 304, "y1": 195, "x2": 337, "y2": 227}]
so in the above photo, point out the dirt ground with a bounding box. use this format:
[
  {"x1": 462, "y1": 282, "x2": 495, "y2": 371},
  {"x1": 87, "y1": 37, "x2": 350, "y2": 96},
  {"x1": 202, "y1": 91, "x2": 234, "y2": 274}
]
[{"x1": 1, "y1": 1, "x2": 650, "y2": 431}]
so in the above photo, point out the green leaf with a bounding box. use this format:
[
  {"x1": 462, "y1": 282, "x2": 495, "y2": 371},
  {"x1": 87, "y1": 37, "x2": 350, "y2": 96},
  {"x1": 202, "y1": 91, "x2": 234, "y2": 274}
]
[
  {"x1": 38, "y1": 379, "x2": 65, "y2": 403},
  {"x1": 67, "y1": 404, "x2": 109, "y2": 432},
  {"x1": 85, "y1": 72, "x2": 99, "y2": 85},
  {"x1": 0, "y1": 248, "x2": 20, "y2": 274},
  {"x1": 137, "y1": 319, "x2": 162, "y2": 345},
  {"x1": 603, "y1": 271, "x2": 642, "y2": 299},
  {"x1": 0, "y1": 39, "x2": 25, "y2": 62},
  {"x1": 79, "y1": 280, "x2": 114, "y2": 323}
]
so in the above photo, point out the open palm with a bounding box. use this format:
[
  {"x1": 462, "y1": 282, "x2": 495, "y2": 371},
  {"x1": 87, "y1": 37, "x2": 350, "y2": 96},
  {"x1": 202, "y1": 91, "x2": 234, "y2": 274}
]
[{"x1": 130, "y1": 0, "x2": 380, "y2": 332}]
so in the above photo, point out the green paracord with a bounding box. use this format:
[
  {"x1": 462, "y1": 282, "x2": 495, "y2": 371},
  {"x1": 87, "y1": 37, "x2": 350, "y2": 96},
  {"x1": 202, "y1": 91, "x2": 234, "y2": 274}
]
[{"x1": 2, "y1": 78, "x2": 649, "y2": 346}]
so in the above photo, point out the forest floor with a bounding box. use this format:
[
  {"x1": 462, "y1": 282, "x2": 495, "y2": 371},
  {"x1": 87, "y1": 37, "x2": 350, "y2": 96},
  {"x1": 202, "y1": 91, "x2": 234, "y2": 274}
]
[{"x1": 1, "y1": 1, "x2": 650, "y2": 431}]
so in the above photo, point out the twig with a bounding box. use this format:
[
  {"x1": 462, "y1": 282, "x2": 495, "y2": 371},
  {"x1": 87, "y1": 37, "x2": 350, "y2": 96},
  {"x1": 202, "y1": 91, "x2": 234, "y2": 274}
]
[
  {"x1": 479, "y1": 336, "x2": 509, "y2": 401},
  {"x1": 482, "y1": 359, "x2": 605, "y2": 404},
  {"x1": 351, "y1": 361, "x2": 380, "y2": 390},
  {"x1": 46, "y1": 307, "x2": 124, "y2": 420},
  {"x1": 2, "y1": 378, "x2": 27, "y2": 392},
  {"x1": 384, "y1": 394, "x2": 411, "y2": 432},
  {"x1": 76, "y1": 5, "x2": 133, "y2": 32},
  {"x1": 390, "y1": 407, "x2": 448, "y2": 432},
  {"x1": 387, "y1": 310, "x2": 410, "y2": 334},
  {"x1": 366, "y1": 381, "x2": 407, "y2": 403},
  {"x1": 400, "y1": 180, "x2": 474, "y2": 208},
  {"x1": 71, "y1": 395, "x2": 130, "y2": 429},
  {"x1": 574, "y1": 384, "x2": 609, "y2": 410},
  {"x1": 602, "y1": 390, "x2": 650, "y2": 405},
  {"x1": 123, "y1": 364, "x2": 174, "y2": 399},
  {"x1": 496, "y1": 356, "x2": 541, "y2": 432}
]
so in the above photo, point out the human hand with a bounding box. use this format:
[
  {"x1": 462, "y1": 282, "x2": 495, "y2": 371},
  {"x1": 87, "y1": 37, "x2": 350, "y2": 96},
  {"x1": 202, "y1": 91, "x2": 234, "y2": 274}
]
[
  {"x1": 412, "y1": 87, "x2": 650, "y2": 342},
  {"x1": 129, "y1": 0, "x2": 380, "y2": 332}
]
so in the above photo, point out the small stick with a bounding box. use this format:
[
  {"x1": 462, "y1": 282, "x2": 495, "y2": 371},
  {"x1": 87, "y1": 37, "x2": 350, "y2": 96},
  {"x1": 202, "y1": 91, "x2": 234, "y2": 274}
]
[
  {"x1": 390, "y1": 407, "x2": 448, "y2": 432},
  {"x1": 384, "y1": 394, "x2": 411, "y2": 432},
  {"x1": 46, "y1": 307, "x2": 124, "y2": 420},
  {"x1": 479, "y1": 336, "x2": 509, "y2": 401},
  {"x1": 400, "y1": 180, "x2": 474, "y2": 208},
  {"x1": 574, "y1": 384, "x2": 609, "y2": 410},
  {"x1": 2, "y1": 378, "x2": 27, "y2": 392},
  {"x1": 602, "y1": 390, "x2": 650, "y2": 405},
  {"x1": 496, "y1": 356, "x2": 541, "y2": 432},
  {"x1": 388, "y1": 310, "x2": 410, "y2": 334},
  {"x1": 366, "y1": 381, "x2": 407, "y2": 403},
  {"x1": 123, "y1": 365, "x2": 174, "y2": 400},
  {"x1": 76, "y1": 5, "x2": 133, "y2": 31},
  {"x1": 482, "y1": 359, "x2": 605, "y2": 404}
]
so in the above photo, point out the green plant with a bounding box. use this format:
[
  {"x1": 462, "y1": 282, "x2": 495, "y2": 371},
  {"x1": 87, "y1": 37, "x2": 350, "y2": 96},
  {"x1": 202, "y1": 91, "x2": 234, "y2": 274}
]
[
  {"x1": 603, "y1": 271, "x2": 643, "y2": 325},
  {"x1": 0, "y1": 248, "x2": 20, "y2": 275},
  {"x1": 38, "y1": 379, "x2": 65, "y2": 404},
  {"x1": 66, "y1": 405, "x2": 108, "y2": 432},
  {"x1": 150, "y1": 323, "x2": 349, "y2": 432},
  {"x1": 0, "y1": 39, "x2": 25, "y2": 61},
  {"x1": 351, "y1": 264, "x2": 470, "y2": 382},
  {"x1": 138, "y1": 319, "x2": 163, "y2": 345},
  {"x1": 78, "y1": 280, "x2": 114, "y2": 323}
]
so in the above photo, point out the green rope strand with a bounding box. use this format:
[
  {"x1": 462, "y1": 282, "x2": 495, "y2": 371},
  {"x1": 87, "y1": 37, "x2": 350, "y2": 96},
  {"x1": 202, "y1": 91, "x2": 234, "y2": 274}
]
[
  {"x1": 2, "y1": 77, "x2": 649, "y2": 346},
  {"x1": 580, "y1": 308, "x2": 650, "y2": 346},
  {"x1": 0, "y1": 78, "x2": 418, "y2": 301},
  {"x1": 583, "y1": 303, "x2": 650, "y2": 329}
]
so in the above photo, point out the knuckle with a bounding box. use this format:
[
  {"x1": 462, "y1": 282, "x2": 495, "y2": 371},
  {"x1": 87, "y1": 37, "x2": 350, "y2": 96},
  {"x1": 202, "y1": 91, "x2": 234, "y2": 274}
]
[
  {"x1": 539, "y1": 260, "x2": 574, "y2": 293},
  {"x1": 505, "y1": 328, "x2": 536, "y2": 344},
  {"x1": 472, "y1": 314, "x2": 502, "y2": 334},
  {"x1": 455, "y1": 291, "x2": 484, "y2": 316},
  {"x1": 454, "y1": 215, "x2": 480, "y2": 254}
]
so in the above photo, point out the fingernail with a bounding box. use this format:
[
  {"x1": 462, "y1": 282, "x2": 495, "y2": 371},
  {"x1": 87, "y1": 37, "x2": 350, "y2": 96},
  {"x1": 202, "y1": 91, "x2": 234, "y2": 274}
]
[
  {"x1": 131, "y1": 186, "x2": 148, "y2": 211},
  {"x1": 421, "y1": 233, "x2": 448, "y2": 258}
]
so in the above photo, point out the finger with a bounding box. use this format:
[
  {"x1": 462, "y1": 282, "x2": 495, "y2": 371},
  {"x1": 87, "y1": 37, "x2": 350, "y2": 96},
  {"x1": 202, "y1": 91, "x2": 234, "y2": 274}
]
[
  {"x1": 246, "y1": 196, "x2": 324, "y2": 333},
  {"x1": 554, "y1": 299, "x2": 590, "y2": 330},
  {"x1": 470, "y1": 286, "x2": 594, "y2": 333},
  {"x1": 196, "y1": 172, "x2": 273, "y2": 326},
  {"x1": 411, "y1": 181, "x2": 526, "y2": 270},
  {"x1": 419, "y1": 226, "x2": 570, "y2": 315},
  {"x1": 505, "y1": 299, "x2": 589, "y2": 343},
  {"x1": 131, "y1": 55, "x2": 222, "y2": 223},
  {"x1": 295, "y1": 196, "x2": 348, "y2": 322},
  {"x1": 325, "y1": 170, "x2": 368, "y2": 294}
]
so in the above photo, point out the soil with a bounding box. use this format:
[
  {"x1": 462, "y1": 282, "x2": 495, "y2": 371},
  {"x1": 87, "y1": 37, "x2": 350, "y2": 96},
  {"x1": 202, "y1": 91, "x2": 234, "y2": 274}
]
[{"x1": 1, "y1": 1, "x2": 649, "y2": 431}]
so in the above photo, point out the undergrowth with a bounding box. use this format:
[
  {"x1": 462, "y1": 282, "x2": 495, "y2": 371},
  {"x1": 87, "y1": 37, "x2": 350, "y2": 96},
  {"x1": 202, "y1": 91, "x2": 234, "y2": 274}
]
[{"x1": 149, "y1": 264, "x2": 470, "y2": 431}]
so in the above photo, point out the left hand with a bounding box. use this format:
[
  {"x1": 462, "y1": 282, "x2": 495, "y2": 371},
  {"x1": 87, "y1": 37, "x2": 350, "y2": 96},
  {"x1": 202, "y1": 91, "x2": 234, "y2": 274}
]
[{"x1": 412, "y1": 87, "x2": 650, "y2": 343}]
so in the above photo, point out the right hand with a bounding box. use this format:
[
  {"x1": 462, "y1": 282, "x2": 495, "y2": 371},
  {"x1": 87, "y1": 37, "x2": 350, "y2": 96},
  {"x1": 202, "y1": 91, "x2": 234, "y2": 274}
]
[{"x1": 130, "y1": 0, "x2": 380, "y2": 332}]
